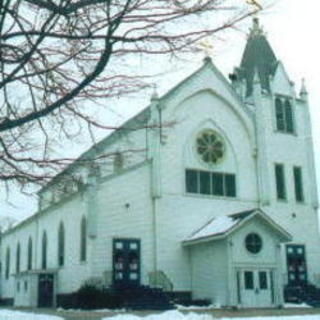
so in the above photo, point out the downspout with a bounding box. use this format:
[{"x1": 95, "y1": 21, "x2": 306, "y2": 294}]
[
  {"x1": 148, "y1": 92, "x2": 162, "y2": 286},
  {"x1": 86, "y1": 165, "x2": 100, "y2": 278},
  {"x1": 252, "y1": 70, "x2": 270, "y2": 207},
  {"x1": 35, "y1": 212, "x2": 39, "y2": 270}
]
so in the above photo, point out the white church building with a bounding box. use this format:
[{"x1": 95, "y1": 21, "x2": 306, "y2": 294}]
[{"x1": 1, "y1": 19, "x2": 320, "y2": 308}]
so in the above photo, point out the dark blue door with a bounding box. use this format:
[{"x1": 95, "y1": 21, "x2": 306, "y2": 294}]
[
  {"x1": 38, "y1": 273, "x2": 54, "y2": 307},
  {"x1": 286, "y1": 245, "x2": 307, "y2": 284},
  {"x1": 113, "y1": 239, "x2": 140, "y2": 287}
]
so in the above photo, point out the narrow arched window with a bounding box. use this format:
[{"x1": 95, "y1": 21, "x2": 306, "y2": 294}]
[
  {"x1": 42, "y1": 231, "x2": 47, "y2": 270},
  {"x1": 113, "y1": 152, "x2": 124, "y2": 173},
  {"x1": 275, "y1": 98, "x2": 285, "y2": 131},
  {"x1": 284, "y1": 99, "x2": 294, "y2": 133},
  {"x1": 80, "y1": 216, "x2": 87, "y2": 262},
  {"x1": 5, "y1": 247, "x2": 10, "y2": 280},
  {"x1": 275, "y1": 97, "x2": 295, "y2": 134},
  {"x1": 27, "y1": 237, "x2": 32, "y2": 271},
  {"x1": 58, "y1": 222, "x2": 65, "y2": 267},
  {"x1": 16, "y1": 243, "x2": 21, "y2": 274}
]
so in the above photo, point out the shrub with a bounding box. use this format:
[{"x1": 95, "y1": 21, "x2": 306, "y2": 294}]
[{"x1": 76, "y1": 283, "x2": 122, "y2": 309}]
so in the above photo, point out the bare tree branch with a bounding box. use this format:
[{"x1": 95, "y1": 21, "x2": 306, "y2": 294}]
[{"x1": 0, "y1": 0, "x2": 261, "y2": 187}]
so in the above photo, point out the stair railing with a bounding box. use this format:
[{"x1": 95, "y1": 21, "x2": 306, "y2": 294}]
[{"x1": 148, "y1": 270, "x2": 173, "y2": 291}]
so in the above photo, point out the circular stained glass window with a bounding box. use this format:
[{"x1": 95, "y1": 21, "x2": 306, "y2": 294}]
[
  {"x1": 245, "y1": 233, "x2": 262, "y2": 254},
  {"x1": 196, "y1": 130, "x2": 225, "y2": 165}
]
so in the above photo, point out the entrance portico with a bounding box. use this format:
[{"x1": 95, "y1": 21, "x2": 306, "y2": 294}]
[{"x1": 183, "y1": 209, "x2": 292, "y2": 308}]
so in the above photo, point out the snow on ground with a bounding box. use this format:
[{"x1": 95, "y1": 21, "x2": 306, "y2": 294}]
[
  {"x1": 57, "y1": 307, "x2": 126, "y2": 313},
  {"x1": 102, "y1": 310, "x2": 320, "y2": 320},
  {"x1": 0, "y1": 309, "x2": 63, "y2": 320},
  {"x1": 221, "y1": 317, "x2": 320, "y2": 320},
  {"x1": 176, "y1": 304, "x2": 221, "y2": 311},
  {"x1": 284, "y1": 303, "x2": 312, "y2": 308},
  {"x1": 102, "y1": 310, "x2": 212, "y2": 320}
]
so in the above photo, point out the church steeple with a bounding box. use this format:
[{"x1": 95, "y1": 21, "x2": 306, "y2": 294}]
[{"x1": 238, "y1": 18, "x2": 278, "y2": 97}]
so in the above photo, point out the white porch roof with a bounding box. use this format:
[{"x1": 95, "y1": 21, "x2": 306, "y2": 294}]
[{"x1": 183, "y1": 208, "x2": 292, "y2": 246}]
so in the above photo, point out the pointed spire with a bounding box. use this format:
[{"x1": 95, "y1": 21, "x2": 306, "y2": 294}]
[{"x1": 238, "y1": 18, "x2": 277, "y2": 96}]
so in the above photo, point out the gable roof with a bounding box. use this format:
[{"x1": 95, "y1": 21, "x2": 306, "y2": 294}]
[
  {"x1": 39, "y1": 57, "x2": 243, "y2": 195},
  {"x1": 183, "y1": 208, "x2": 292, "y2": 246},
  {"x1": 237, "y1": 18, "x2": 278, "y2": 97}
]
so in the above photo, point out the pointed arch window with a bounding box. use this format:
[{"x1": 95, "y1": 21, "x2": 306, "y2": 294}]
[
  {"x1": 113, "y1": 152, "x2": 124, "y2": 173},
  {"x1": 27, "y1": 237, "x2": 32, "y2": 271},
  {"x1": 42, "y1": 231, "x2": 48, "y2": 270},
  {"x1": 16, "y1": 243, "x2": 21, "y2": 274},
  {"x1": 58, "y1": 222, "x2": 65, "y2": 267},
  {"x1": 275, "y1": 97, "x2": 294, "y2": 134},
  {"x1": 5, "y1": 247, "x2": 10, "y2": 280},
  {"x1": 284, "y1": 100, "x2": 294, "y2": 133},
  {"x1": 80, "y1": 216, "x2": 87, "y2": 262}
]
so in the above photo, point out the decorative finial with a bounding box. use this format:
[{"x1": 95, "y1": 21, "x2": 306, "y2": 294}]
[
  {"x1": 249, "y1": 17, "x2": 264, "y2": 37},
  {"x1": 300, "y1": 78, "x2": 308, "y2": 98}
]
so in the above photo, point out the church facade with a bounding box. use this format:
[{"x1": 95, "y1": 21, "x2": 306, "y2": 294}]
[{"x1": 1, "y1": 19, "x2": 320, "y2": 308}]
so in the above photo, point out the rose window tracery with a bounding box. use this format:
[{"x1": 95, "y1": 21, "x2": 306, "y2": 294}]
[{"x1": 196, "y1": 130, "x2": 225, "y2": 165}]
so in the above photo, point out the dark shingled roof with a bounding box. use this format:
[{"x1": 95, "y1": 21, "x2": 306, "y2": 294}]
[{"x1": 238, "y1": 19, "x2": 278, "y2": 97}]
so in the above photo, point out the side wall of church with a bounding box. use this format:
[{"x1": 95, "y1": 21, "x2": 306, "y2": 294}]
[
  {"x1": 1, "y1": 192, "x2": 91, "y2": 300},
  {"x1": 1, "y1": 118, "x2": 152, "y2": 301}
]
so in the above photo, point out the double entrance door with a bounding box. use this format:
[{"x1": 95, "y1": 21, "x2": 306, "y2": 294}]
[
  {"x1": 238, "y1": 269, "x2": 274, "y2": 308},
  {"x1": 113, "y1": 239, "x2": 140, "y2": 287},
  {"x1": 286, "y1": 245, "x2": 307, "y2": 285}
]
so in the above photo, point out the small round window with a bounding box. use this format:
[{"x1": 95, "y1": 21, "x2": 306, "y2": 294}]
[
  {"x1": 245, "y1": 233, "x2": 262, "y2": 254},
  {"x1": 196, "y1": 130, "x2": 225, "y2": 165}
]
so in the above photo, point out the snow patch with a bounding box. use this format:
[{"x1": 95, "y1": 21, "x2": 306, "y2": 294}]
[
  {"x1": 102, "y1": 310, "x2": 213, "y2": 320},
  {"x1": 284, "y1": 303, "x2": 312, "y2": 308},
  {"x1": 57, "y1": 307, "x2": 126, "y2": 313},
  {"x1": 186, "y1": 215, "x2": 238, "y2": 242},
  {"x1": 103, "y1": 310, "x2": 320, "y2": 320},
  {"x1": 0, "y1": 309, "x2": 63, "y2": 320},
  {"x1": 221, "y1": 317, "x2": 320, "y2": 320},
  {"x1": 176, "y1": 304, "x2": 220, "y2": 310}
]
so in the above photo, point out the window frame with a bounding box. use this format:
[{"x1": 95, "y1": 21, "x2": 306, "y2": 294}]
[
  {"x1": 195, "y1": 129, "x2": 225, "y2": 165},
  {"x1": 80, "y1": 216, "x2": 87, "y2": 262},
  {"x1": 113, "y1": 152, "x2": 124, "y2": 173},
  {"x1": 293, "y1": 166, "x2": 304, "y2": 203},
  {"x1": 42, "y1": 231, "x2": 48, "y2": 270},
  {"x1": 5, "y1": 247, "x2": 10, "y2": 280},
  {"x1": 58, "y1": 222, "x2": 65, "y2": 267},
  {"x1": 16, "y1": 242, "x2": 21, "y2": 274},
  {"x1": 274, "y1": 96, "x2": 295, "y2": 134},
  {"x1": 27, "y1": 237, "x2": 32, "y2": 271},
  {"x1": 245, "y1": 233, "x2": 263, "y2": 254},
  {"x1": 274, "y1": 163, "x2": 287, "y2": 201},
  {"x1": 185, "y1": 169, "x2": 237, "y2": 198}
]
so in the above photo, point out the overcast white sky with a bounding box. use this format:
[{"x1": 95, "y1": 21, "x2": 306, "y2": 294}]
[{"x1": 2, "y1": 0, "x2": 320, "y2": 221}]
